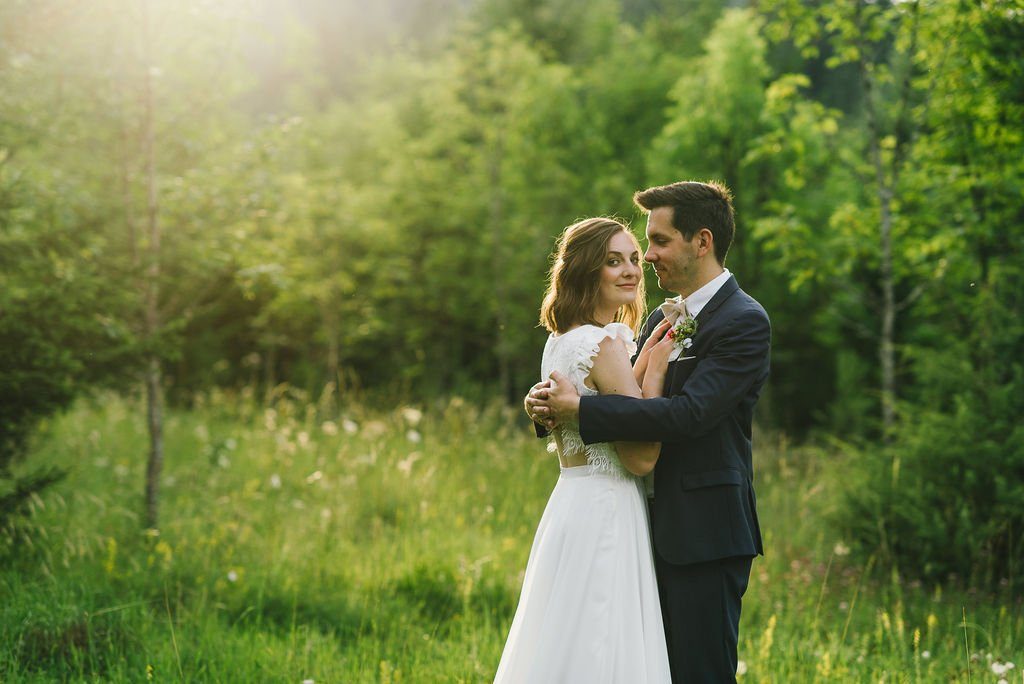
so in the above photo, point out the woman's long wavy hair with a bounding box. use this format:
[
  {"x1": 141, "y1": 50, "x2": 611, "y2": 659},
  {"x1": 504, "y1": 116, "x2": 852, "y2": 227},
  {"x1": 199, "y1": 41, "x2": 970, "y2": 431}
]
[{"x1": 539, "y1": 217, "x2": 647, "y2": 335}]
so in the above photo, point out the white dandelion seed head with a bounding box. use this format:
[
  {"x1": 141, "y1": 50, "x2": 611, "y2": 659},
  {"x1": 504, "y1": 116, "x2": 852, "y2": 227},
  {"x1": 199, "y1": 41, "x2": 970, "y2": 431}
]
[
  {"x1": 991, "y1": 662, "x2": 1012, "y2": 675},
  {"x1": 400, "y1": 407, "x2": 423, "y2": 426}
]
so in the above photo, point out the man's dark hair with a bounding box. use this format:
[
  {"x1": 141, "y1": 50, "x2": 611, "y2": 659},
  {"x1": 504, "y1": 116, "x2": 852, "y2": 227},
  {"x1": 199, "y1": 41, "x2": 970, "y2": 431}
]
[{"x1": 633, "y1": 181, "x2": 735, "y2": 265}]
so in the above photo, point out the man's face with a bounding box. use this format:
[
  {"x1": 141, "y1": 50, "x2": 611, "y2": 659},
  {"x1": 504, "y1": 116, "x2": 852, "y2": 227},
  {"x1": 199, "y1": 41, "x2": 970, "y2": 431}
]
[{"x1": 644, "y1": 207, "x2": 699, "y2": 296}]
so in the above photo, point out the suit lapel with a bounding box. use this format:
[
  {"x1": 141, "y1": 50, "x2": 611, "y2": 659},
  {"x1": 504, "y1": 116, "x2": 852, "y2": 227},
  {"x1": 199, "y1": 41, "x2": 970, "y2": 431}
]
[
  {"x1": 694, "y1": 275, "x2": 739, "y2": 328},
  {"x1": 664, "y1": 276, "x2": 740, "y2": 395}
]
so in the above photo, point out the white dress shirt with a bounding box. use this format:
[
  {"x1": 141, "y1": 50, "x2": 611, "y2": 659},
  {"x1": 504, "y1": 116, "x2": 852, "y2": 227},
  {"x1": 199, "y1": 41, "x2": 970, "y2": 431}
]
[{"x1": 683, "y1": 268, "x2": 731, "y2": 318}]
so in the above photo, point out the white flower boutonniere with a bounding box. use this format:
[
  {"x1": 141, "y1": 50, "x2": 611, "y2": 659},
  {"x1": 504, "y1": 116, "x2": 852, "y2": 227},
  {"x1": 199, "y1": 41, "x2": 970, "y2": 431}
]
[{"x1": 668, "y1": 314, "x2": 697, "y2": 356}]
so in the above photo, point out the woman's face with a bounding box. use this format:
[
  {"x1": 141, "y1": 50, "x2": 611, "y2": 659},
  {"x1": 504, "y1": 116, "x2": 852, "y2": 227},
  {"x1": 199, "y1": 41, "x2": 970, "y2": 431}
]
[{"x1": 598, "y1": 230, "x2": 643, "y2": 311}]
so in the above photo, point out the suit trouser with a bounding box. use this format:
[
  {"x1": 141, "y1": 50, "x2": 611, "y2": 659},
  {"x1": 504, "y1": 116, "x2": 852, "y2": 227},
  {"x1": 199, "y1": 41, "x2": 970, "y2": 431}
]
[{"x1": 653, "y1": 548, "x2": 753, "y2": 684}]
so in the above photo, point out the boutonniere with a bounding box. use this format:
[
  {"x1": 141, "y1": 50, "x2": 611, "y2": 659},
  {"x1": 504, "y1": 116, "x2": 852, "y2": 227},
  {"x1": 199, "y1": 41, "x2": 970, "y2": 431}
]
[{"x1": 668, "y1": 314, "x2": 697, "y2": 353}]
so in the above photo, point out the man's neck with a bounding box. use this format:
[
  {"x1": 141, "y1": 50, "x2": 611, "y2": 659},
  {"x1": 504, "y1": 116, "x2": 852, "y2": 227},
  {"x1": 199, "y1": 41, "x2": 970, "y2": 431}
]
[{"x1": 677, "y1": 265, "x2": 726, "y2": 298}]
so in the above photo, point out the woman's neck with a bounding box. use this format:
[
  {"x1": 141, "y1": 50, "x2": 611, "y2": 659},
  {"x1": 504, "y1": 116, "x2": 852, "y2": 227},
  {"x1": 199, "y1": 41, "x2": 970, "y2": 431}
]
[{"x1": 592, "y1": 304, "x2": 618, "y2": 327}]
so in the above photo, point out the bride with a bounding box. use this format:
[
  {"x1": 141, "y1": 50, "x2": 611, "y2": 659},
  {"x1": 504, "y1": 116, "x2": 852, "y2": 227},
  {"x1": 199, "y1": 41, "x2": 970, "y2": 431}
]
[{"x1": 494, "y1": 217, "x2": 674, "y2": 683}]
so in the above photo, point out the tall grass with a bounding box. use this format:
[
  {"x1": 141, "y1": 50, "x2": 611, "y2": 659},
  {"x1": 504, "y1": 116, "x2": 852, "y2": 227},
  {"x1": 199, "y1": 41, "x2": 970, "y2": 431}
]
[{"x1": 1, "y1": 389, "x2": 1020, "y2": 682}]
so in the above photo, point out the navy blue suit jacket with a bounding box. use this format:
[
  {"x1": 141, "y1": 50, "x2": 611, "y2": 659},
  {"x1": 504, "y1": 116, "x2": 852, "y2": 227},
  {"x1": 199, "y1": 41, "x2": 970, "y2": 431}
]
[{"x1": 579, "y1": 275, "x2": 769, "y2": 566}]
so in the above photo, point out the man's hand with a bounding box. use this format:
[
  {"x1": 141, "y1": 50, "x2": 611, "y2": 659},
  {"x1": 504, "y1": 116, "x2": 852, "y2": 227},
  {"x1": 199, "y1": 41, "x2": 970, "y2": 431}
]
[
  {"x1": 525, "y1": 379, "x2": 558, "y2": 429},
  {"x1": 538, "y1": 370, "x2": 581, "y2": 423}
]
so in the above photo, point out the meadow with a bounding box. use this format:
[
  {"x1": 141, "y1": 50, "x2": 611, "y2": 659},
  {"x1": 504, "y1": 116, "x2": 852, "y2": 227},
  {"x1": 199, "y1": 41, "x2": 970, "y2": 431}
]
[{"x1": 1, "y1": 389, "x2": 1020, "y2": 682}]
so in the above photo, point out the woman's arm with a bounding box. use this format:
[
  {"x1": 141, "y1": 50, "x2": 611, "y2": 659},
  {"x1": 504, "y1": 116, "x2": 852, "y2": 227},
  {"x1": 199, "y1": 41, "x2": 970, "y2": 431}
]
[
  {"x1": 631, "y1": 318, "x2": 672, "y2": 388},
  {"x1": 587, "y1": 335, "x2": 668, "y2": 476}
]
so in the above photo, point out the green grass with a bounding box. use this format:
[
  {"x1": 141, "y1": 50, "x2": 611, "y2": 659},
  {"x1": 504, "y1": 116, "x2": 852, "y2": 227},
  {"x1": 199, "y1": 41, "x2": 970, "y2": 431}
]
[{"x1": 1, "y1": 389, "x2": 1020, "y2": 682}]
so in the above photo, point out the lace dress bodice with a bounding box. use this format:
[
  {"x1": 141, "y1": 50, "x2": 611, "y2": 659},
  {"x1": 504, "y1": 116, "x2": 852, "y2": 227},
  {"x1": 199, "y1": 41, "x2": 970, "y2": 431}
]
[{"x1": 540, "y1": 323, "x2": 637, "y2": 478}]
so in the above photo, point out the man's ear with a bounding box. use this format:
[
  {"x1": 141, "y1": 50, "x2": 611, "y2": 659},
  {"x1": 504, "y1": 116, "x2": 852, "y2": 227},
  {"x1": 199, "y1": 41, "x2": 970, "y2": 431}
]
[{"x1": 697, "y1": 228, "x2": 714, "y2": 257}]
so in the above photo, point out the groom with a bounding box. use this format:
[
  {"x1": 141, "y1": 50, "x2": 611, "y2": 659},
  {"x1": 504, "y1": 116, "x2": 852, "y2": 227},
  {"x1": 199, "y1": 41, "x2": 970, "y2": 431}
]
[{"x1": 527, "y1": 181, "x2": 769, "y2": 683}]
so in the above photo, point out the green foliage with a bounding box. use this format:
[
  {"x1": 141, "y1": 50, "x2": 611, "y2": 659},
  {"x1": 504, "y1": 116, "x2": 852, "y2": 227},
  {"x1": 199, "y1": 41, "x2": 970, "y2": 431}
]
[
  {"x1": 2, "y1": 396, "x2": 1021, "y2": 681},
  {"x1": 0, "y1": 159, "x2": 132, "y2": 532},
  {"x1": 827, "y1": 0, "x2": 1024, "y2": 584},
  {"x1": 1, "y1": 0, "x2": 1021, "y2": 589}
]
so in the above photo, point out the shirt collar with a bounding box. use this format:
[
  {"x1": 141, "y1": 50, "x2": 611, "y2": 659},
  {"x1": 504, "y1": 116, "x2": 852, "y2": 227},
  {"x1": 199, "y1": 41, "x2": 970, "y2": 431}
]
[{"x1": 682, "y1": 268, "x2": 731, "y2": 318}]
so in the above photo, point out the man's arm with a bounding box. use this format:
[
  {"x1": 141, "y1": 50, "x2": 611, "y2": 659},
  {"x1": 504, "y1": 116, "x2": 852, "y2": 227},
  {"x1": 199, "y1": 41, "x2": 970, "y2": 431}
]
[{"x1": 578, "y1": 309, "x2": 770, "y2": 444}]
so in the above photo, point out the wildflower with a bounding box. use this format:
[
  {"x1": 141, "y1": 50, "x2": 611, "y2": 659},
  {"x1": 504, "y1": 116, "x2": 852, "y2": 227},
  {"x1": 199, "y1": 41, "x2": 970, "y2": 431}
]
[
  {"x1": 833, "y1": 542, "x2": 850, "y2": 556},
  {"x1": 104, "y1": 537, "x2": 118, "y2": 575},
  {"x1": 269, "y1": 474, "x2": 282, "y2": 489},
  {"x1": 225, "y1": 438, "x2": 237, "y2": 450},
  {"x1": 922, "y1": 650, "x2": 930, "y2": 659},
  {"x1": 302, "y1": 680, "x2": 314, "y2": 684},
  {"x1": 398, "y1": 452, "x2": 422, "y2": 475},
  {"x1": 321, "y1": 421, "x2": 338, "y2": 436},
  {"x1": 401, "y1": 407, "x2": 423, "y2": 425},
  {"x1": 406, "y1": 429, "x2": 422, "y2": 443},
  {"x1": 838, "y1": 601, "x2": 849, "y2": 611},
  {"x1": 306, "y1": 470, "x2": 323, "y2": 484},
  {"x1": 926, "y1": 613, "x2": 938, "y2": 629},
  {"x1": 342, "y1": 419, "x2": 358, "y2": 434},
  {"x1": 155, "y1": 541, "x2": 173, "y2": 565},
  {"x1": 992, "y1": 662, "x2": 1016, "y2": 675},
  {"x1": 736, "y1": 660, "x2": 747, "y2": 676},
  {"x1": 297, "y1": 431, "x2": 310, "y2": 448},
  {"x1": 227, "y1": 570, "x2": 238, "y2": 582},
  {"x1": 364, "y1": 420, "x2": 387, "y2": 438},
  {"x1": 758, "y1": 614, "x2": 776, "y2": 662}
]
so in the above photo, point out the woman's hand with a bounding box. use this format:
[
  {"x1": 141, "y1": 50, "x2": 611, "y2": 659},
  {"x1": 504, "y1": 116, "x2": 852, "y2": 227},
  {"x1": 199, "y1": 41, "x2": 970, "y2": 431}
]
[
  {"x1": 641, "y1": 325, "x2": 676, "y2": 398},
  {"x1": 638, "y1": 318, "x2": 672, "y2": 359},
  {"x1": 633, "y1": 318, "x2": 671, "y2": 385}
]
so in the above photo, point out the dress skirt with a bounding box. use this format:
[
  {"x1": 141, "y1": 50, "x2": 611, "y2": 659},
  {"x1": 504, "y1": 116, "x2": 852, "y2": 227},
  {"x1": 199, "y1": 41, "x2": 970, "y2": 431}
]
[{"x1": 494, "y1": 465, "x2": 671, "y2": 683}]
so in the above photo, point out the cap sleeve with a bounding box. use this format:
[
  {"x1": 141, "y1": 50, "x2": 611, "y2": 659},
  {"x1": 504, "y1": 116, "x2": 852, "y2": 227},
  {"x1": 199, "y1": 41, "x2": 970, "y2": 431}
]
[{"x1": 570, "y1": 323, "x2": 638, "y2": 392}]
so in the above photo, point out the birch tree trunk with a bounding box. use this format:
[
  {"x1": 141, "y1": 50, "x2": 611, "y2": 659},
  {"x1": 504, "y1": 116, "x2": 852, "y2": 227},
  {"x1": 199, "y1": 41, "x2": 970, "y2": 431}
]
[
  {"x1": 141, "y1": 0, "x2": 164, "y2": 529},
  {"x1": 488, "y1": 131, "x2": 511, "y2": 402}
]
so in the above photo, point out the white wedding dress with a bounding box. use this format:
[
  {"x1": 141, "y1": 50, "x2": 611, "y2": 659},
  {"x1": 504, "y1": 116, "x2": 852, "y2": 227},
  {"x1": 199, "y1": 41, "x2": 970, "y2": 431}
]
[{"x1": 494, "y1": 323, "x2": 671, "y2": 684}]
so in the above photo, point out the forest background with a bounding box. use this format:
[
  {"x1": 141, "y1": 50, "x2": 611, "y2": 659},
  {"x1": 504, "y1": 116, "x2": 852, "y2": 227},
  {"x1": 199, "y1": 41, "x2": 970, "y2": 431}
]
[{"x1": 1, "y1": 0, "x2": 1022, "y2": 681}]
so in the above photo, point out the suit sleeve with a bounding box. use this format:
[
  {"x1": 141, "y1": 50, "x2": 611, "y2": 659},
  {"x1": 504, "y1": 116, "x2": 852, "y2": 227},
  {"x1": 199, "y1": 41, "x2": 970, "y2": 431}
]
[
  {"x1": 538, "y1": 312, "x2": 662, "y2": 439},
  {"x1": 578, "y1": 309, "x2": 770, "y2": 444}
]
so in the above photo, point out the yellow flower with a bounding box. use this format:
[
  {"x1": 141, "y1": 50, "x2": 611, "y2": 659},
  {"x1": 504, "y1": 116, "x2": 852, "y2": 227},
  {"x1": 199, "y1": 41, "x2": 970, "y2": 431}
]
[
  {"x1": 758, "y1": 614, "x2": 777, "y2": 662},
  {"x1": 103, "y1": 537, "x2": 117, "y2": 575}
]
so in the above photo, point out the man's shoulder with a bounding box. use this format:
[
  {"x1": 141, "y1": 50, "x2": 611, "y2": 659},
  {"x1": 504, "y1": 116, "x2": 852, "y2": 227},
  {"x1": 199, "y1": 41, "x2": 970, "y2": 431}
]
[{"x1": 732, "y1": 287, "x2": 770, "y2": 323}]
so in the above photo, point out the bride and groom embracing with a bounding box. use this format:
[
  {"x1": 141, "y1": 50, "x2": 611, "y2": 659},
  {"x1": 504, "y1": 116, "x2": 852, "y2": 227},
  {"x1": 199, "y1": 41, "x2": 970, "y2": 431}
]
[{"x1": 495, "y1": 181, "x2": 771, "y2": 683}]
